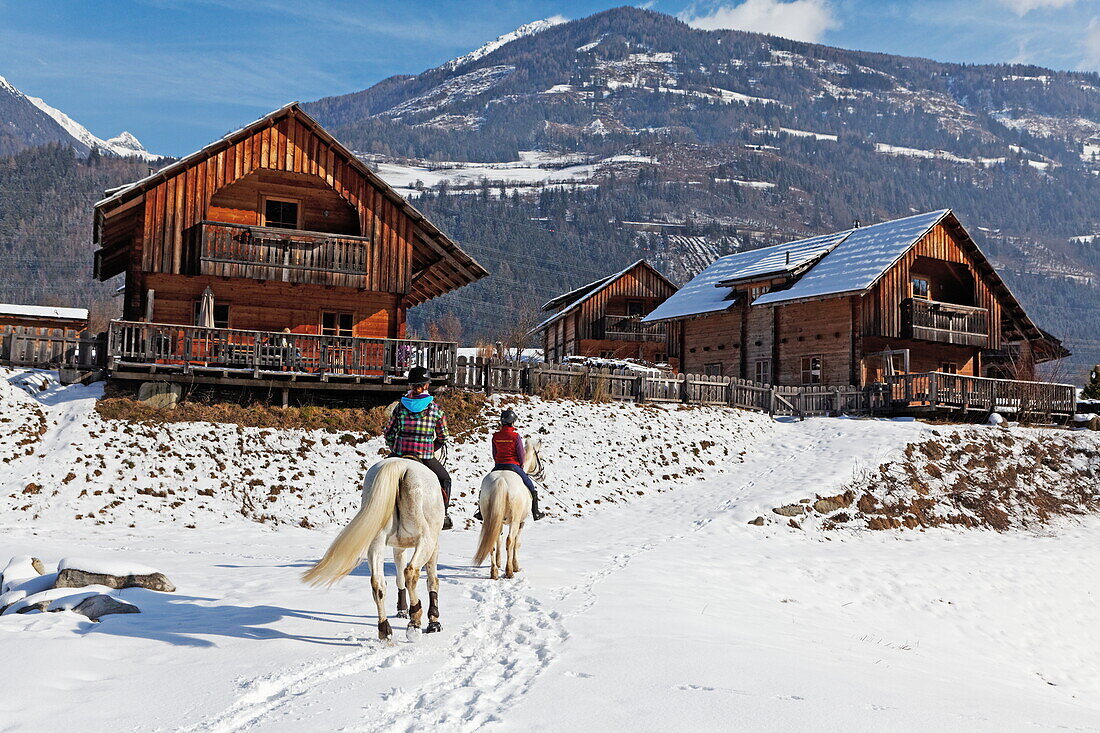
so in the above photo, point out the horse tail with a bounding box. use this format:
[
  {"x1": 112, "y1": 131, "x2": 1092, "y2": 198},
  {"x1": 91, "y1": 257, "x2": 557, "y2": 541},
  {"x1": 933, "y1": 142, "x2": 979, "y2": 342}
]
[
  {"x1": 473, "y1": 476, "x2": 508, "y2": 566},
  {"x1": 302, "y1": 459, "x2": 404, "y2": 587}
]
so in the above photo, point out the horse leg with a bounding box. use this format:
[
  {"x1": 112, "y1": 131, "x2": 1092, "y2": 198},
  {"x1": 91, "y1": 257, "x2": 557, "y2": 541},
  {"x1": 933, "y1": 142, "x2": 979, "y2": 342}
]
[
  {"x1": 403, "y1": 540, "x2": 434, "y2": 635},
  {"x1": 367, "y1": 539, "x2": 391, "y2": 641},
  {"x1": 504, "y1": 524, "x2": 517, "y2": 579},
  {"x1": 393, "y1": 547, "x2": 409, "y2": 618},
  {"x1": 424, "y1": 548, "x2": 442, "y2": 634},
  {"x1": 491, "y1": 526, "x2": 504, "y2": 580},
  {"x1": 509, "y1": 520, "x2": 524, "y2": 575}
]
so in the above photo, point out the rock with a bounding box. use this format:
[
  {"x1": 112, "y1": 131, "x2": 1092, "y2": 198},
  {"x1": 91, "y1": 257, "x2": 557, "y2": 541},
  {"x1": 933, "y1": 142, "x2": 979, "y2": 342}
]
[
  {"x1": 772, "y1": 504, "x2": 805, "y2": 517},
  {"x1": 813, "y1": 492, "x2": 854, "y2": 514},
  {"x1": 71, "y1": 594, "x2": 140, "y2": 621},
  {"x1": 30, "y1": 558, "x2": 46, "y2": 575},
  {"x1": 55, "y1": 568, "x2": 176, "y2": 593},
  {"x1": 987, "y1": 412, "x2": 1006, "y2": 426},
  {"x1": 748, "y1": 516, "x2": 765, "y2": 526},
  {"x1": 137, "y1": 381, "x2": 181, "y2": 410}
]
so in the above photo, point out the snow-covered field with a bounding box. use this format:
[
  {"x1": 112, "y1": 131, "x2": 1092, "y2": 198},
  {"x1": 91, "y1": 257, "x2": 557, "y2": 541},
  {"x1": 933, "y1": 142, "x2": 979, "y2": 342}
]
[{"x1": 2, "y1": 369, "x2": 1100, "y2": 731}]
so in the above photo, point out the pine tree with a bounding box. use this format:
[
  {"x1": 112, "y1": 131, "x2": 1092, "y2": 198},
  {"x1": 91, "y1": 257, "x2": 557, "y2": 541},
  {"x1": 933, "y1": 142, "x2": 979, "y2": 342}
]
[{"x1": 1083, "y1": 366, "x2": 1100, "y2": 400}]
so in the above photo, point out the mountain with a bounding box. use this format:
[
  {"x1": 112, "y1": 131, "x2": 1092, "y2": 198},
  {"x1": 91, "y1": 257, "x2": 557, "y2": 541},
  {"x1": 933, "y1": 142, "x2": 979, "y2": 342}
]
[
  {"x1": 304, "y1": 6, "x2": 1100, "y2": 377},
  {"x1": 0, "y1": 74, "x2": 160, "y2": 160}
]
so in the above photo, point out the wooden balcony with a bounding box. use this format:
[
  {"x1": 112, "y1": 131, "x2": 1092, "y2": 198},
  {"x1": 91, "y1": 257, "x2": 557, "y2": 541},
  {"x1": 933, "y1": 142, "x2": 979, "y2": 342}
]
[
  {"x1": 902, "y1": 298, "x2": 989, "y2": 347},
  {"x1": 885, "y1": 371, "x2": 1076, "y2": 420},
  {"x1": 592, "y1": 315, "x2": 668, "y2": 342},
  {"x1": 197, "y1": 221, "x2": 373, "y2": 288},
  {"x1": 106, "y1": 320, "x2": 456, "y2": 388}
]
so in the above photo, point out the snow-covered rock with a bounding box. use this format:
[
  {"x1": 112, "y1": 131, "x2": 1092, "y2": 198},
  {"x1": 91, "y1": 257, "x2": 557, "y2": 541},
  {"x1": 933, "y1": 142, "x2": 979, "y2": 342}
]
[
  {"x1": 71, "y1": 594, "x2": 140, "y2": 621},
  {"x1": 56, "y1": 559, "x2": 175, "y2": 593}
]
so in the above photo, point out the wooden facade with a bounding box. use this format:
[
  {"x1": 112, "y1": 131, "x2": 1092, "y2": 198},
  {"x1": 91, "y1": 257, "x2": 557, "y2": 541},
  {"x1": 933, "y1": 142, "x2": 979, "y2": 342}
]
[
  {"x1": 536, "y1": 260, "x2": 680, "y2": 365},
  {"x1": 93, "y1": 103, "x2": 487, "y2": 343},
  {"x1": 666, "y1": 213, "x2": 1064, "y2": 388},
  {"x1": 0, "y1": 305, "x2": 88, "y2": 337}
]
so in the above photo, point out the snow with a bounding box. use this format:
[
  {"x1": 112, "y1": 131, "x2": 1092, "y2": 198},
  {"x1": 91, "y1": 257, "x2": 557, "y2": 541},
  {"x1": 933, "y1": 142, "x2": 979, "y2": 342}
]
[
  {"x1": 24, "y1": 92, "x2": 160, "y2": 161},
  {"x1": 0, "y1": 303, "x2": 88, "y2": 321},
  {"x1": 58, "y1": 557, "x2": 161, "y2": 577},
  {"x1": 381, "y1": 65, "x2": 517, "y2": 120},
  {"x1": 874, "y1": 142, "x2": 975, "y2": 165},
  {"x1": 1, "y1": 556, "x2": 40, "y2": 594},
  {"x1": 1, "y1": 585, "x2": 115, "y2": 616},
  {"x1": 716, "y1": 177, "x2": 776, "y2": 189},
  {"x1": 757, "y1": 127, "x2": 838, "y2": 141},
  {"x1": 3, "y1": 378, "x2": 1100, "y2": 729},
  {"x1": 440, "y1": 16, "x2": 567, "y2": 71}
]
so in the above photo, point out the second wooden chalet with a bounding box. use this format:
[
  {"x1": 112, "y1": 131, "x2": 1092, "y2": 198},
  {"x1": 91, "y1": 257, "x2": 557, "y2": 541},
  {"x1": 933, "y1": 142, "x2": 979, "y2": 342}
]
[
  {"x1": 534, "y1": 259, "x2": 680, "y2": 365},
  {"x1": 90, "y1": 103, "x2": 487, "y2": 392},
  {"x1": 643, "y1": 210, "x2": 1067, "y2": 386}
]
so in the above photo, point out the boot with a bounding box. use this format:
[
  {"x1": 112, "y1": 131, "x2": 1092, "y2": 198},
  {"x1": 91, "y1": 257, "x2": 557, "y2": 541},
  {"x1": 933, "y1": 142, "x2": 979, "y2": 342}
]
[
  {"x1": 530, "y1": 490, "x2": 545, "y2": 521},
  {"x1": 474, "y1": 508, "x2": 483, "y2": 521}
]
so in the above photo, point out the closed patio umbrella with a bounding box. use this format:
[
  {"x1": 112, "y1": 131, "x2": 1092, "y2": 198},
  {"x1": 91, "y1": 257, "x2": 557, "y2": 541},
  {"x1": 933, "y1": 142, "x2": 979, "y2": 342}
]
[{"x1": 198, "y1": 286, "x2": 215, "y2": 328}]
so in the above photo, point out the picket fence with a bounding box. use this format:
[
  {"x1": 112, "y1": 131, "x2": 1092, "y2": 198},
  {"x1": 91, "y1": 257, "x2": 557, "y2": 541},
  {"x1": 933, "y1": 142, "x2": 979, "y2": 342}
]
[{"x1": 452, "y1": 357, "x2": 876, "y2": 418}]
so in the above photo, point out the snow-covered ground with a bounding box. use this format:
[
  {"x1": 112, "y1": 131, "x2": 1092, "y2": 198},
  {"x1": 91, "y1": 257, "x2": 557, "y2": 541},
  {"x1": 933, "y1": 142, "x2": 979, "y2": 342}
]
[{"x1": 2, "y1": 369, "x2": 1100, "y2": 731}]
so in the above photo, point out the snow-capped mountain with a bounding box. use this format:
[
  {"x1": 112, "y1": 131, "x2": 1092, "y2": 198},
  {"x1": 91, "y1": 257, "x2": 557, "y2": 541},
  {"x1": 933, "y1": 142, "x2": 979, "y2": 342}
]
[
  {"x1": 0, "y1": 74, "x2": 159, "y2": 160},
  {"x1": 440, "y1": 16, "x2": 568, "y2": 72}
]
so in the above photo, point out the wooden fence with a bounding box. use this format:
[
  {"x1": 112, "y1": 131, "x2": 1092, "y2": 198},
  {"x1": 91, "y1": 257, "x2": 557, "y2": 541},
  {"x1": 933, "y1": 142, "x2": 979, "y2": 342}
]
[
  {"x1": 0, "y1": 328, "x2": 104, "y2": 371},
  {"x1": 452, "y1": 358, "x2": 1076, "y2": 421}
]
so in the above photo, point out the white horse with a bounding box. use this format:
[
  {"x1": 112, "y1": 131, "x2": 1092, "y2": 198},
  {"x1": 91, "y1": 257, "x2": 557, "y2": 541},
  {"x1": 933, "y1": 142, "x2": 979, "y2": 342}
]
[
  {"x1": 473, "y1": 439, "x2": 544, "y2": 579},
  {"x1": 302, "y1": 457, "x2": 444, "y2": 640}
]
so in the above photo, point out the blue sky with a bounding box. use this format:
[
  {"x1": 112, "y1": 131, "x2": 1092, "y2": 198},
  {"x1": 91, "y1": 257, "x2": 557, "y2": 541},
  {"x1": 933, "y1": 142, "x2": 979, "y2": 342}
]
[{"x1": 2, "y1": 0, "x2": 1100, "y2": 156}]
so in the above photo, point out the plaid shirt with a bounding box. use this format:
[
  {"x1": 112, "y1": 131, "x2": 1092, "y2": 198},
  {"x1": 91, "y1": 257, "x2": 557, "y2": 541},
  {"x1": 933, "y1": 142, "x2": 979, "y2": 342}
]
[{"x1": 384, "y1": 398, "x2": 449, "y2": 459}]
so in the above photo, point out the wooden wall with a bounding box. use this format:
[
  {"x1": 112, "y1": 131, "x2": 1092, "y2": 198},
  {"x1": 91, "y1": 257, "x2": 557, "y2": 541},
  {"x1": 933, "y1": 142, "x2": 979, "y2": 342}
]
[
  {"x1": 207, "y1": 169, "x2": 360, "y2": 234},
  {"x1": 774, "y1": 298, "x2": 855, "y2": 385},
  {"x1": 112, "y1": 114, "x2": 417, "y2": 321},
  {"x1": 681, "y1": 308, "x2": 742, "y2": 375},
  {"x1": 144, "y1": 274, "x2": 401, "y2": 339},
  {"x1": 863, "y1": 223, "x2": 1003, "y2": 349},
  {"x1": 861, "y1": 336, "x2": 978, "y2": 382},
  {"x1": 0, "y1": 316, "x2": 86, "y2": 337}
]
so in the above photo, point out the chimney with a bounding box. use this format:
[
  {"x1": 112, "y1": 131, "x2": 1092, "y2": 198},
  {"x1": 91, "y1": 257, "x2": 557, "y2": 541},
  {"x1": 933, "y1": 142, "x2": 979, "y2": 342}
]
[
  {"x1": 853, "y1": 219, "x2": 861, "y2": 228},
  {"x1": 785, "y1": 251, "x2": 790, "y2": 264}
]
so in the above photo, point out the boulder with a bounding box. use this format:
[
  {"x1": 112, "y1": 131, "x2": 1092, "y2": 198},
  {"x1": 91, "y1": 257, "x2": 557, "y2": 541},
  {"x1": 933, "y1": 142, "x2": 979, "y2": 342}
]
[
  {"x1": 1, "y1": 556, "x2": 39, "y2": 594},
  {"x1": 748, "y1": 516, "x2": 765, "y2": 526},
  {"x1": 71, "y1": 595, "x2": 140, "y2": 621},
  {"x1": 813, "y1": 492, "x2": 854, "y2": 514},
  {"x1": 55, "y1": 567, "x2": 175, "y2": 593},
  {"x1": 30, "y1": 558, "x2": 46, "y2": 575},
  {"x1": 137, "y1": 381, "x2": 181, "y2": 410},
  {"x1": 772, "y1": 504, "x2": 805, "y2": 517}
]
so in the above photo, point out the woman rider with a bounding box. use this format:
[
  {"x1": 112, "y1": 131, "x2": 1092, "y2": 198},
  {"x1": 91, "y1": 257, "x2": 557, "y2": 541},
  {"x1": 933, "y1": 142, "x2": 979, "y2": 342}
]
[
  {"x1": 384, "y1": 366, "x2": 453, "y2": 530},
  {"x1": 475, "y1": 408, "x2": 544, "y2": 521}
]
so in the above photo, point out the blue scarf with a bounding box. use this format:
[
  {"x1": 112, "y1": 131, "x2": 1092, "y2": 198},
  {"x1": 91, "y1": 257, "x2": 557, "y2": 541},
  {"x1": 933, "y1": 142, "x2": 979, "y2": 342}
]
[{"x1": 400, "y1": 393, "x2": 434, "y2": 413}]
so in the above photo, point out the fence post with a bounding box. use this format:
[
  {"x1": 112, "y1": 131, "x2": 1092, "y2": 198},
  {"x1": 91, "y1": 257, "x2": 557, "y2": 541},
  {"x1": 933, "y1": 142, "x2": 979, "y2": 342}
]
[
  {"x1": 484, "y1": 358, "x2": 494, "y2": 397},
  {"x1": 522, "y1": 363, "x2": 534, "y2": 395},
  {"x1": 679, "y1": 373, "x2": 689, "y2": 404},
  {"x1": 634, "y1": 374, "x2": 646, "y2": 404},
  {"x1": 929, "y1": 372, "x2": 938, "y2": 407}
]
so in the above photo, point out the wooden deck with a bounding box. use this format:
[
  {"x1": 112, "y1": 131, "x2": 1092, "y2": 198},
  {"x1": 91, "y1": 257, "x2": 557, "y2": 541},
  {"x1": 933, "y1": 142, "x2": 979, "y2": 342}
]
[
  {"x1": 105, "y1": 320, "x2": 456, "y2": 391},
  {"x1": 885, "y1": 371, "x2": 1076, "y2": 420}
]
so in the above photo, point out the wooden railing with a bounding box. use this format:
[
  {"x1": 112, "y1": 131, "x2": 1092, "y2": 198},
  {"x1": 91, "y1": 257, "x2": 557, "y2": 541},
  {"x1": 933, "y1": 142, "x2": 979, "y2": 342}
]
[
  {"x1": 1, "y1": 328, "x2": 104, "y2": 371},
  {"x1": 902, "y1": 298, "x2": 989, "y2": 347},
  {"x1": 198, "y1": 221, "x2": 372, "y2": 288},
  {"x1": 107, "y1": 321, "x2": 456, "y2": 380},
  {"x1": 885, "y1": 371, "x2": 1076, "y2": 419},
  {"x1": 593, "y1": 315, "x2": 668, "y2": 342}
]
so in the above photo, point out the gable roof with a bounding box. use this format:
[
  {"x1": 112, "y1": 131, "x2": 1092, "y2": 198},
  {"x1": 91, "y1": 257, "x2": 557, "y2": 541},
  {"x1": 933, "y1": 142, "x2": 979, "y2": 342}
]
[
  {"x1": 753, "y1": 210, "x2": 949, "y2": 306},
  {"x1": 643, "y1": 232, "x2": 844, "y2": 323},
  {"x1": 534, "y1": 259, "x2": 676, "y2": 332},
  {"x1": 93, "y1": 102, "x2": 488, "y2": 305}
]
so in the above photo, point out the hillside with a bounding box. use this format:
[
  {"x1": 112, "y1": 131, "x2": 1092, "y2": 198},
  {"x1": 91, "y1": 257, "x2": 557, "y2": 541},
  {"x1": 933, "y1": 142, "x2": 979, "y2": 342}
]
[
  {"x1": 306, "y1": 6, "x2": 1100, "y2": 375},
  {"x1": 2, "y1": 367, "x2": 1100, "y2": 730}
]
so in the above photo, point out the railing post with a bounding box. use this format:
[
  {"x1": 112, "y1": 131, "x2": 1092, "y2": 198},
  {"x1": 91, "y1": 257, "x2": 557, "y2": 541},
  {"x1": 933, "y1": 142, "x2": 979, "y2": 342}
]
[{"x1": 929, "y1": 372, "x2": 938, "y2": 407}]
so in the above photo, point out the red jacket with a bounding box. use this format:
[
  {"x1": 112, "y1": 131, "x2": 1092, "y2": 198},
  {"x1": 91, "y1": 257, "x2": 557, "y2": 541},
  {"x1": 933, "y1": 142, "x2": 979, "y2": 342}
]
[{"x1": 492, "y1": 426, "x2": 525, "y2": 466}]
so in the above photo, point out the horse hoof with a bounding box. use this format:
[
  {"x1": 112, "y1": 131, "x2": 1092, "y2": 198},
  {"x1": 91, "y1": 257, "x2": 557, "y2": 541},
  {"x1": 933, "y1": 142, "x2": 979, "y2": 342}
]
[
  {"x1": 378, "y1": 619, "x2": 392, "y2": 640},
  {"x1": 425, "y1": 621, "x2": 442, "y2": 634},
  {"x1": 395, "y1": 609, "x2": 409, "y2": 619},
  {"x1": 406, "y1": 624, "x2": 421, "y2": 642}
]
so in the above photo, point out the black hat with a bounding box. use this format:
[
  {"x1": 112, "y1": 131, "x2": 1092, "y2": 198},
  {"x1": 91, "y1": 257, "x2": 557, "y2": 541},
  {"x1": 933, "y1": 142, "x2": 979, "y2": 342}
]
[
  {"x1": 500, "y1": 408, "x2": 517, "y2": 425},
  {"x1": 407, "y1": 366, "x2": 432, "y2": 385}
]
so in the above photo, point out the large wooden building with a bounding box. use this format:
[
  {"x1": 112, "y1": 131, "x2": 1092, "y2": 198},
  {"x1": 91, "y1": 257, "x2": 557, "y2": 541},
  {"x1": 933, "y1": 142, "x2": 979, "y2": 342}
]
[
  {"x1": 534, "y1": 260, "x2": 680, "y2": 365},
  {"x1": 644, "y1": 210, "x2": 1066, "y2": 386},
  {"x1": 91, "y1": 103, "x2": 487, "y2": 391}
]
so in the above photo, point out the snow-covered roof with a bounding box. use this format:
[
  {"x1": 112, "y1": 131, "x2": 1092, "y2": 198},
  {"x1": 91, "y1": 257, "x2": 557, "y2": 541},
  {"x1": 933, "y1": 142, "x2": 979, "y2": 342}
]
[
  {"x1": 0, "y1": 303, "x2": 88, "y2": 321},
  {"x1": 754, "y1": 210, "x2": 949, "y2": 305},
  {"x1": 642, "y1": 232, "x2": 843, "y2": 322}
]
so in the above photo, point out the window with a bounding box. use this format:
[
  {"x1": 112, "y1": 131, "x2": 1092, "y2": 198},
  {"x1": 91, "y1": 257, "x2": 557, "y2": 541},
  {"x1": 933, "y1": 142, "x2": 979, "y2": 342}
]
[
  {"x1": 321, "y1": 311, "x2": 354, "y2": 337},
  {"x1": 800, "y1": 355, "x2": 823, "y2": 385},
  {"x1": 911, "y1": 276, "x2": 930, "y2": 300},
  {"x1": 754, "y1": 359, "x2": 772, "y2": 385},
  {"x1": 940, "y1": 362, "x2": 958, "y2": 374},
  {"x1": 192, "y1": 301, "x2": 230, "y2": 329},
  {"x1": 704, "y1": 362, "x2": 722, "y2": 376},
  {"x1": 748, "y1": 285, "x2": 770, "y2": 301},
  {"x1": 625, "y1": 299, "x2": 646, "y2": 317},
  {"x1": 263, "y1": 197, "x2": 300, "y2": 229},
  {"x1": 654, "y1": 353, "x2": 667, "y2": 363}
]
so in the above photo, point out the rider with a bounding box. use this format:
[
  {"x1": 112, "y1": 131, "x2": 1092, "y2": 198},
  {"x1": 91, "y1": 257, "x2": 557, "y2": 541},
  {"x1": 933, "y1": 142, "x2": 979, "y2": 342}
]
[
  {"x1": 475, "y1": 408, "x2": 544, "y2": 521},
  {"x1": 384, "y1": 366, "x2": 453, "y2": 530}
]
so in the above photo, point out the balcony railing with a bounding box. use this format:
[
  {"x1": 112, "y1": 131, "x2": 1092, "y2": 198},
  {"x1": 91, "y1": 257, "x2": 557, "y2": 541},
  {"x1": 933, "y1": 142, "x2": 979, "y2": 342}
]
[
  {"x1": 106, "y1": 320, "x2": 456, "y2": 381},
  {"x1": 885, "y1": 371, "x2": 1076, "y2": 419},
  {"x1": 902, "y1": 298, "x2": 989, "y2": 347},
  {"x1": 592, "y1": 315, "x2": 668, "y2": 342},
  {"x1": 198, "y1": 221, "x2": 372, "y2": 288}
]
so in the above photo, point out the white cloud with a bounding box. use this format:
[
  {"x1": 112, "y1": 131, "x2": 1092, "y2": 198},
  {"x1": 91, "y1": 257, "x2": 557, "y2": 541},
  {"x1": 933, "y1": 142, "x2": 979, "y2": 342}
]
[
  {"x1": 680, "y1": 0, "x2": 839, "y2": 43},
  {"x1": 998, "y1": 0, "x2": 1077, "y2": 15},
  {"x1": 1082, "y1": 18, "x2": 1100, "y2": 70}
]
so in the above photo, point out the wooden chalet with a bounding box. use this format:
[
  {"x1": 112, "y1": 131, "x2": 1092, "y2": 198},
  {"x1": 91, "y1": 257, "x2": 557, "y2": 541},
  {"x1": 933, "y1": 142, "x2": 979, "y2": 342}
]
[
  {"x1": 534, "y1": 260, "x2": 680, "y2": 365},
  {"x1": 0, "y1": 303, "x2": 88, "y2": 337},
  {"x1": 644, "y1": 210, "x2": 1068, "y2": 390},
  {"x1": 91, "y1": 103, "x2": 487, "y2": 394}
]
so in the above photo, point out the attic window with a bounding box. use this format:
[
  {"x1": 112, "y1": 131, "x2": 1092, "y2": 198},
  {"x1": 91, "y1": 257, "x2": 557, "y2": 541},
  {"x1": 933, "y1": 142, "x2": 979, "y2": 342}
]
[{"x1": 264, "y1": 197, "x2": 300, "y2": 229}]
